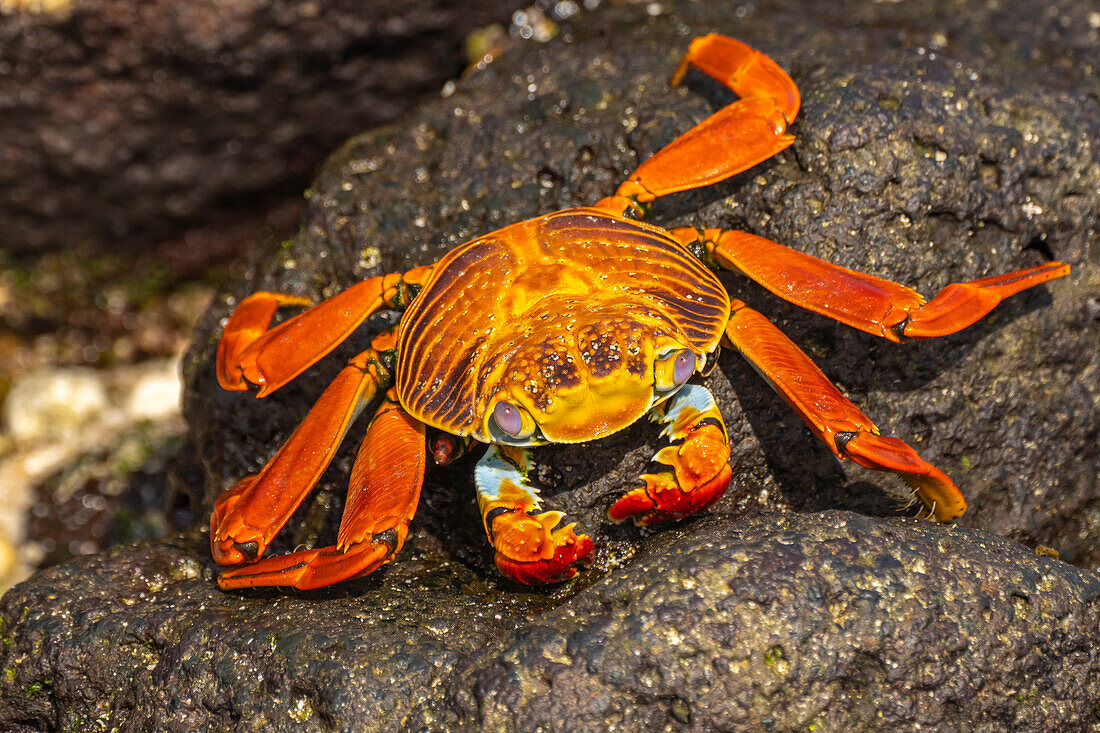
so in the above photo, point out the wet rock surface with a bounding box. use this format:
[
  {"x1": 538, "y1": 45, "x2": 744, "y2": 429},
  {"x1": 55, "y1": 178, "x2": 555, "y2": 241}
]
[
  {"x1": 0, "y1": 0, "x2": 526, "y2": 255},
  {"x1": 2, "y1": 514, "x2": 1098, "y2": 731},
  {"x1": 3, "y1": 0, "x2": 1099, "y2": 729},
  {"x1": 415, "y1": 513, "x2": 1100, "y2": 731}
]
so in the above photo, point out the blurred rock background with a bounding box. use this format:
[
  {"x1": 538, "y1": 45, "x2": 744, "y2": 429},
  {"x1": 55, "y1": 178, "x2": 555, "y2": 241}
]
[{"x1": 0, "y1": 0, "x2": 549, "y2": 590}]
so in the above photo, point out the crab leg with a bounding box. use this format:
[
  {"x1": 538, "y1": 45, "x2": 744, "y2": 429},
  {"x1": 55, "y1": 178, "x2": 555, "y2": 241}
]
[
  {"x1": 211, "y1": 331, "x2": 396, "y2": 576},
  {"x1": 217, "y1": 390, "x2": 426, "y2": 590},
  {"x1": 722, "y1": 299, "x2": 966, "y2": 521},
  {"x1": 474, "y1": 445, "x2": 594, "y2": 585},
  {"x1": 218, "y1": 265, "x2": 432, "y2": 397},
  {"x1": 609, "y1": 384, "x2": 733, "y2": 526},
  {"x1": 595, "y1": 34, "x2": 799, "y2": 217},
  {"x1": 679, "y1": 228, "x2": 1070, "y2": 342}
]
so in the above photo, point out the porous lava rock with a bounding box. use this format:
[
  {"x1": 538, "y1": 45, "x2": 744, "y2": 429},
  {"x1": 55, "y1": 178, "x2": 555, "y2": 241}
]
[{"x1": 1, "y1": 514, "x2": 1098, "y2": 730}]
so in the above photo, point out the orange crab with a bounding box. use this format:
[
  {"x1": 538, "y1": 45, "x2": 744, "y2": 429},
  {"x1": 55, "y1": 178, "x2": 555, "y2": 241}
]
[{"x1": 210, "y1": 35, "x2": 1069, "y2": 589}]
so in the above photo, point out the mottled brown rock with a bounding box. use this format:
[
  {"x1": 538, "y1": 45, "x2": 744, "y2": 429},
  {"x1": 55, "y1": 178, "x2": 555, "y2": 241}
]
[{"x1": 2, "y1": 514, "x2": 1098, "y2": 731}]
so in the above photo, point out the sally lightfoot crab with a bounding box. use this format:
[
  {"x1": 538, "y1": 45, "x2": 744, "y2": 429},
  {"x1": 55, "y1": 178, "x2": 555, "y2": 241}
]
[{"x1": 210, "y1": 34, "x2": 1069, "y2": 589}]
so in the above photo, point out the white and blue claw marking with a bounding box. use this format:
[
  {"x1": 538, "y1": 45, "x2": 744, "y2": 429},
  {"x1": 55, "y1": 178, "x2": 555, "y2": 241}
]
[
  {"x1": 474, "y1": 444, "x2": 540, "y2": 535},
  {"x1": 652, "y1": 383, "x2": 725, "y2": 439}
]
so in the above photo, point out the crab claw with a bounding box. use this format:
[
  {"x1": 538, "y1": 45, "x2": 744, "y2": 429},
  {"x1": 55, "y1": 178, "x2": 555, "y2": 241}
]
[
  {"x1": 490, "y1": 510, "x2": 595, "y2": 585},
  {"x1": 475, "y1": 444, "x2": 593, "y2": 585},
  {"x1": 609, "y1": 448, "x2": 732, "y2": 526},
  {"x1": 610, "y1": 384, "x2": 733, "y2": 526}
]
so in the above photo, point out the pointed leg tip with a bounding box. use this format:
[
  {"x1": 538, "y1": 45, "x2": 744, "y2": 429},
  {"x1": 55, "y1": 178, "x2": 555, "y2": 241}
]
[
  {"x1": 215, "y1": 541, "x2": 395, "y2": 591},
  {"x1": 902, "y1": 472, "x2": 967, "y2": 523},
  {"x1": 609, "y1": 466, "x2": 731, "y2": 527},
  {"x1": 607, "y1": 488, "x2": 656, "y2": 525},
  {"x1": 844, "y1": 432, "x2": 967, "y2": 524},
  {"x1": 211, "y1": 539, "x2": 262, "y2": 567},
  {"x1": 211, "y1": 545, "x2": 242, "y2": 567},
  {"x1": 216, "y1": 569, "x2": 260, "y2": 591},
  {"x1": 215, "y1": 368, "x2": 249, "y2": 392}
]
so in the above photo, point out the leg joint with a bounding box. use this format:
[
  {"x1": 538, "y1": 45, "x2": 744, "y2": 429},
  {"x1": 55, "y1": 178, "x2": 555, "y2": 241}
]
[
  {"x1": 372, "y1": 528, "x2": 401, "y2": 556},
  {"x1": 834, "y1": 430, "x2": 859, "y2": 454}
]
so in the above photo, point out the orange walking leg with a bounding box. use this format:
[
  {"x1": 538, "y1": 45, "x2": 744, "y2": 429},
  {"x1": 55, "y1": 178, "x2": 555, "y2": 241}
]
[
  {"x1": 722, "y1": 300, "x2": 967, "y2": 521},
  {"x1": 211, "y1": 334, "x2": 394, "y2": 578},
  {"x1": 217, "y1": 264, "x2": 433, "y2": 397},
  {"x1": 595, "y1": 34, "x2": 799, "y2": 217},
  {"x1": 677, "y1": 227, "x2": 1070, "y2": 342},
  {"x1": 217, "y1": 390, "x2": 426, "y2": 590}
]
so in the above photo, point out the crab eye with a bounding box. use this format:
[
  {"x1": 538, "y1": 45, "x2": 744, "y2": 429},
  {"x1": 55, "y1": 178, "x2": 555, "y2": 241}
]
[
  {"x1": 492, "y1": 401, "x2": 535, "y2": 440},
  {"x1": 673, "y1": 350, "x2": 695, "y2": 384},
  {"x1": 655, "y1": 348, "x2": 696, "y2": 391},
  {"x1": 494, "y1": 402, "x2": 522, "y2": 435}
]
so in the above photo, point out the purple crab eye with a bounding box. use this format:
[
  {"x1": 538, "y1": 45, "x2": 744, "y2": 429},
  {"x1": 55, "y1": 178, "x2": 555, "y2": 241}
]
[
  {"x1": 655, "y1": 347, "x2": 697, "y2": 392},
  {"x1": 493, "y1": 401, "x2": 523, "y2": 437},
  {"x1": 672, "y1": 349, "x2": 695, "y2": 385}
]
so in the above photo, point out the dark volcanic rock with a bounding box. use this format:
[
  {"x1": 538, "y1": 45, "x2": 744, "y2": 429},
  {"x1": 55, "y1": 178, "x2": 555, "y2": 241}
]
[
  {"x1": 2, "y1": 514, "x2": 1098, "y2": 731},
  {"x1": 416, "y1": 513, "x2": 1100, "y2": 731},
  {"x1": 0, "y1": 0, "x2": 525, "y2": 255},
  {"x1": 3, "y1": 0, "x2": 1099, "y2": 729},
  {"x1": 0, "y1": 531, "x2": 557, "y2": 732}
]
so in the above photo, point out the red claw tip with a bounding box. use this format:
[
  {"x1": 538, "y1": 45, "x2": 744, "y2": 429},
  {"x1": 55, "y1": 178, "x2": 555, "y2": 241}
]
[{"x1": 495, "y1": 533, "x2": 594, "y2": 585}]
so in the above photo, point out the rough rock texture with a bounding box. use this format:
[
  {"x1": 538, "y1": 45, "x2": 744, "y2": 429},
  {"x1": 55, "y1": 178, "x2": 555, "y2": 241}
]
[
  {"x1": 415, "y1": 513, "x2": 1100, "y2": 731},
  {"x1": 2, "y1": 514, "x2": 1099, "y2": 731},
  {"x1": 0, "y1": 0, "x2": 526, "y2": 254},
  {"x1": 3, "y1": 0, "x2": 1099, "y2": 729}
]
